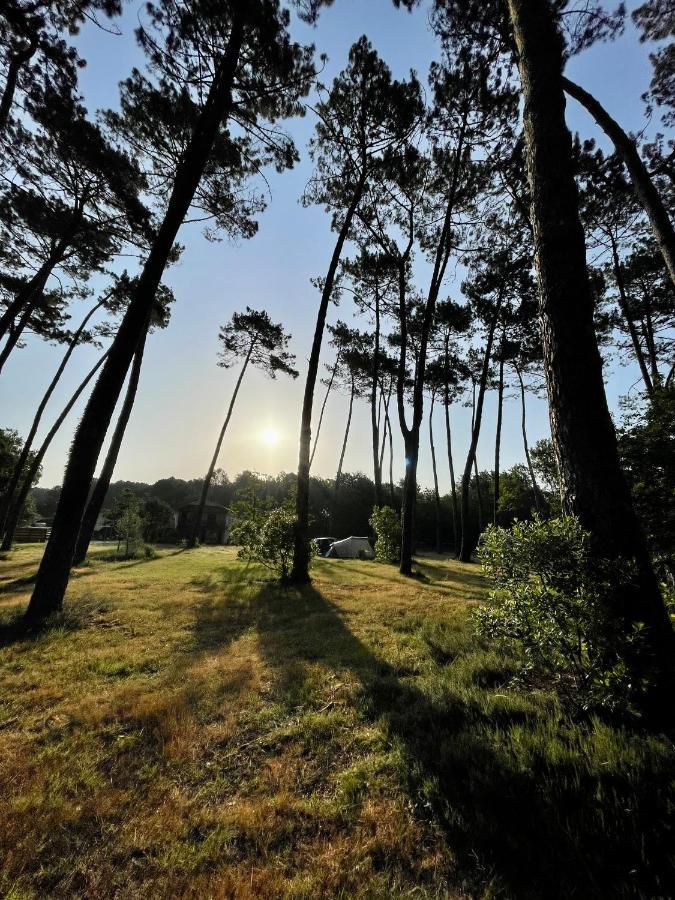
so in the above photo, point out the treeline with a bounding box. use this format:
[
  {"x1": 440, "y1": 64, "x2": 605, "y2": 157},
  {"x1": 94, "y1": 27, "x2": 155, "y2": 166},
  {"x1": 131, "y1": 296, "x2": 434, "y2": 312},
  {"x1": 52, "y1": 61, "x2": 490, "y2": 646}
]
[{"x1": 30, "y1": 460, "x2": 552, "y2": 552}]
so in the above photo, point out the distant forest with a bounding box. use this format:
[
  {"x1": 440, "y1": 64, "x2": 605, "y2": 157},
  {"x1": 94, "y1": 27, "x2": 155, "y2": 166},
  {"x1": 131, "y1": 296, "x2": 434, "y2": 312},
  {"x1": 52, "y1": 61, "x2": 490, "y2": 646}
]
[{"x1": 31, "y1": 461, "x2": 551, "y2": 552}]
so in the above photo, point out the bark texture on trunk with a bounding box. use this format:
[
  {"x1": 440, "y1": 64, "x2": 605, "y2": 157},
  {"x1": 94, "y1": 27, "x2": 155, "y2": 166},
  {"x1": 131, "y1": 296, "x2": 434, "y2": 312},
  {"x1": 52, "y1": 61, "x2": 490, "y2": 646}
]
[
  {"x1": 509, "y1": 0, "x2": 675, "y2": 707},
  {"x1": 291, "y1": 172, "x2": 367, "y2": 584},
  {"x1": 26, "y1": 16, "x2": 246, "y2": 621},
  {"x1": 563, "y1": 76, "x2": 675, "y2": 290},
  {"x1": 72, "y1": 334, "x2": 147, "y2": 566}
]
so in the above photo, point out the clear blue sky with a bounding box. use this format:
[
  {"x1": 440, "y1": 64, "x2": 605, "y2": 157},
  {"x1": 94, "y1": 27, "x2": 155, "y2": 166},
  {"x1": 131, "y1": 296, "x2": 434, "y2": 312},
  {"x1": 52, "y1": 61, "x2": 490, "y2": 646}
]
[{"x1": 0, "y1": 0, "x2": 661, "y2": 490}]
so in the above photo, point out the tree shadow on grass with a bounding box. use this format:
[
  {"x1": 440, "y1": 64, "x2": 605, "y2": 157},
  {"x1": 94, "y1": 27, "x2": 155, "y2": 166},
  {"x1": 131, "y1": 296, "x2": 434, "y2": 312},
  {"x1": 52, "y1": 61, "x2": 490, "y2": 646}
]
[
  {"x1": 189, "y1": 575, "x2": 675, "y2": 898},
  {"x1": 0, "y1": 573, "x2": 37, "y2": 595}
]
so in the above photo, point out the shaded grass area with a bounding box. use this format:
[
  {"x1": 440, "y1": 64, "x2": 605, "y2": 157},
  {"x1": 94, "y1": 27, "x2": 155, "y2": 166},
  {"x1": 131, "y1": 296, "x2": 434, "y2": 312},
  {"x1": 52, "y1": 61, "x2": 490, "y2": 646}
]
[{"x1": 0, "y1": 545, "x2": 674, "y2": 898}]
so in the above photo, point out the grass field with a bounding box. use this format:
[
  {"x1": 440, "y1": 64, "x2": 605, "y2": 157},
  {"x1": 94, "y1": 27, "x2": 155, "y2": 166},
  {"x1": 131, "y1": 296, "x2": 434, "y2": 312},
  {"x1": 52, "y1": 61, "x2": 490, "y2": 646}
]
[{"x1": 1, "y1": 545, "x2": 674, "y2": 898}]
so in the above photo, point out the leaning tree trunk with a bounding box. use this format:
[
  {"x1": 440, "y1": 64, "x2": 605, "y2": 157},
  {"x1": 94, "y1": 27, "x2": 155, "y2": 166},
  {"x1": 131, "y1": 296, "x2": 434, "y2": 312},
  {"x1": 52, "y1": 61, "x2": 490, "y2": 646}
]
[
  {"x1": 429, "y1": 390, "x2": 442, "y2": 553},
  {"x1": 189, "y1": 339, "x2": 254, "y2": 548},
  {"x1": 459, "y1": 299, "x2": 502, "y2": 562},
  {"x1": 291, "y1": 170, "x2": 367, "y2": 584},
  {"x1": 309, "y1": 352, "x2": 340, "y2": 469},
  {"x1": 329, "y1": 374, "x2": 355, "y2": 534},
  {"x1": 379, "y1": 388, "x2": 388, "y2": 477},
  {"x1": 473, "y1": 456, "x2": 483, "y2": 532},
  {"x1": 1, "y1": 350, "x2": 109, "y2": 551},
  {"x1": 0, "y1": 231, "x2": 74, "y2": 360},
  {"x1": 494, "y1": 349, "x2": 505, "y2": 525},
  {"x1": 608, "y1": 233, "x2": 654, "y2": 396},
  {"x1": 641, "y1": 295, "x2": 661, "y2": 385},
  {"x1": 514, "y1": 365, "x2": 542, "y2": 513},
  {"x1": 562, "y1": 76, "x2": 675, "y2": 291},
  {"x1": 26, "y1": 15, "x2": 246, "y2": 622},
  {"x1": 72, "y1": 333, "x2": 148, "y2": 565},
  {"x1": 509, "y1": 0, "x2": 675, "y2": 713},
  {"x1": 0, "y1": 296, "x2": 105, "y2": 534}
]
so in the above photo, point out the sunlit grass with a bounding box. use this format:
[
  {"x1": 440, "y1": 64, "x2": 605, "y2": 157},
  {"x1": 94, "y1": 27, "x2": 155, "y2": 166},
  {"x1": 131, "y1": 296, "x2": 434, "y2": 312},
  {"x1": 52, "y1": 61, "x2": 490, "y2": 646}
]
[{"x1": 1, "y1": 544, "x2": 674, "y2": 897}]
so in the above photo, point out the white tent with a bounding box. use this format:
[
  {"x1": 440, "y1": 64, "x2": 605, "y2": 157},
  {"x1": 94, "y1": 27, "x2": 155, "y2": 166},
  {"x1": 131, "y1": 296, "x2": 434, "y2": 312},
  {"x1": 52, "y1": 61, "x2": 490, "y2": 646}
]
[{"x1": 327, "y1": 536, "x2": 375, "y2": 560}]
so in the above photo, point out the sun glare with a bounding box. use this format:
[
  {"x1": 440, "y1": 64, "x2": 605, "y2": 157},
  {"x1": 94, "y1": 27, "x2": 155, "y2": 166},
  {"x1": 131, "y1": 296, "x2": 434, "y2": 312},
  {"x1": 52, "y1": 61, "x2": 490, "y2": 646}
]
[{"x1": 261, "y1": 426, "x2": 281, "y2": 446}]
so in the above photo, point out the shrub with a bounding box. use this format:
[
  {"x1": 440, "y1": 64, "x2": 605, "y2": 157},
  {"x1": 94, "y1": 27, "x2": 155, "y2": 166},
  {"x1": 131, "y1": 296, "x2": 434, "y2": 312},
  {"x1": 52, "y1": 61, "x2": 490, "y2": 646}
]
[
  {"x1": 232, "y1": 507, "x2": 300, "y2": 582},
  {"x1": 111, "y1": 491, "x2": 144, "y2": 559},
  {"x1": 475, "y1": 515, "x2": 645, "y2": 715},
  {"x1": 369, "y1": 505, "x2": 401, "y2": 563}
]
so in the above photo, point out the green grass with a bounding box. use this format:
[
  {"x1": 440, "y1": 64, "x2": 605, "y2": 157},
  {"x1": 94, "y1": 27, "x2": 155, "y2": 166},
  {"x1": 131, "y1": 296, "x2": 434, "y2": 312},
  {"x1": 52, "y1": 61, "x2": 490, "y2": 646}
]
[{"x1": 0, "y1": 545, "x2": 674, "y2": 898}]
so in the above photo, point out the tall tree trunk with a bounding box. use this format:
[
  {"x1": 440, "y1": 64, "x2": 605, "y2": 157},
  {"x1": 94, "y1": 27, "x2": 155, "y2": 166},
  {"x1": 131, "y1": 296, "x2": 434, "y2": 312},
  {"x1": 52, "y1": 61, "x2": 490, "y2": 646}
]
[
  {"x1": 398, "y1": 116, "x2": 468, "y2": 576},
  {"x1": 1, "y1": 350, "x2": 109, "y2": 551},
  {"x1": 371, "y1": 283, "x2": 383, "y2": 505},
  {"x1": 429, "y1": 389, "x2": 442, "y2": 553},
  {"x1": 459, "y1": 298, "x2": 502, "y2": 562},
  {"x1": 291, "y1": 170, "x2": 367, "y2": 584},
  {"x1": 379, "y1": 389, "x2": 388, "y2": 476},
  {"x1": 444, "y1": 396, "x2": 459, "y2": 555},
  {"x1": 72, "y1": 333, "x2": 148, "y2": 566},
  {"x1": 494, "y1": 350, "x2": 505, "y2": 525},
  {"x1": 0, "y1": 296, "x2": 105, "y2": 534},
  {"x1": 609, "y1": 233, "x2": 654, "y2": 396},
  {"x1": 399, "y1": 431, "x2": 420, "y2": 574},
  {"x1": 382, "y1": 390, "x2": 395, "y2": 507},
  {"x1": 26, "y1": 15, "x2": 246, "y2": 621},
  {"x1": 514, "y1": 365, "x2": 541, "y2": 513},
  {"x1": 509, "y1": 0, "x2": 675, "y2": 712},
  {"x1": 562, "y1": 76, "x2": 675, "y2": 291},
  {"x1": 189, "y1": 339, "x2": 254, "y2": 548},
  {"x1": 443, "y1": 340, "x2": 459, "y2": 554},
  {"x1": 329, "y1": 374, "x2": 355, "y2": 533},
  {"x1": 309, "y1": 352, "x2": 340, "y2": 469}
]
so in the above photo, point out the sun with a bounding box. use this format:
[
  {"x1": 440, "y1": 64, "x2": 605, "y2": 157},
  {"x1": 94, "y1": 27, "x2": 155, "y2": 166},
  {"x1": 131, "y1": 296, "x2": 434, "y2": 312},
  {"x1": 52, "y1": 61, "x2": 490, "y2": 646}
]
[{"x1": 261, "y1": 426, "x2": 281, "y2": 446}]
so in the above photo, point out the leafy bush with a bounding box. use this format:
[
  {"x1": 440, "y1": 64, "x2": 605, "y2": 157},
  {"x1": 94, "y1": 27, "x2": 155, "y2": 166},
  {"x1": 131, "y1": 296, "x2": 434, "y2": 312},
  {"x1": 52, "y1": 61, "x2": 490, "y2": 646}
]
[
  {"x1": 232, "y1": 507, "x2": 299, "y2": 582},
  {"x1": 369, "y1": 505, "x2": 401, "y2": 563},
  {"x1": 475, "y1": 515, "x2": 644, "y2": 714}
]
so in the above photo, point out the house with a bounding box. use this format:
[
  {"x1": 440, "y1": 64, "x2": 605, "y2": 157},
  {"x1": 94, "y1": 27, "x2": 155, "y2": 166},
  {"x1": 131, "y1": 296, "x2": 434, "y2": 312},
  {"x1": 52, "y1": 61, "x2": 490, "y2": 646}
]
[
  {"x1": 177, "y1": 501, "x2": 232, "y2": 545},
  {"x1": 92, "y1": 514, "x2": 115, "y2": 541}
]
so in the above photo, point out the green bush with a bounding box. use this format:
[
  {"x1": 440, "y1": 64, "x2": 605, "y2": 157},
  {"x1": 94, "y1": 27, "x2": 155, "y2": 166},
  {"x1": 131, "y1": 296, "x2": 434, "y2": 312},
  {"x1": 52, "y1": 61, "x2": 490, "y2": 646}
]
[
  {"x1": 476, "y1": 515, "x2": 645, "y2": 714},
  {"x1": 231, "y1": 506, "x2": 300, "y2": 582},
  {"x1": 369, "y1": 505, "x2": 401, "y2": 563}
]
